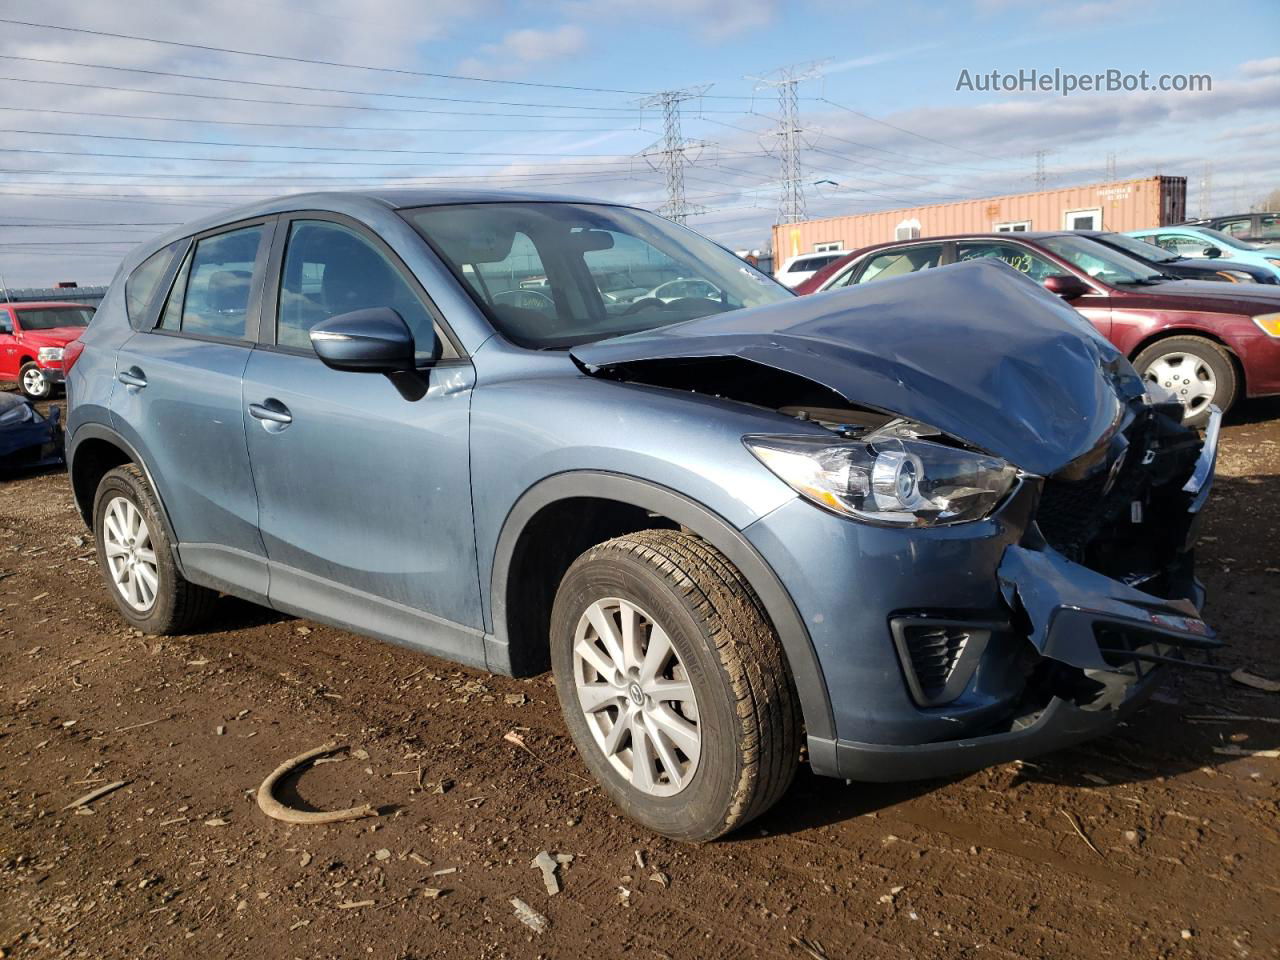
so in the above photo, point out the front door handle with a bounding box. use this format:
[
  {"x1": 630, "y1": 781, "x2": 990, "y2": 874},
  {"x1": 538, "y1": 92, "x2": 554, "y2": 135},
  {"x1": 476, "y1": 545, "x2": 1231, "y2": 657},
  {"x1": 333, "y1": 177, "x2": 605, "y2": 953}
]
[
  {"x1": 248, "y1": 399, "x2": 293, "y2": 428},
  {"x1": 117, "y1": 367, "x2": 147, "y2": 388}
]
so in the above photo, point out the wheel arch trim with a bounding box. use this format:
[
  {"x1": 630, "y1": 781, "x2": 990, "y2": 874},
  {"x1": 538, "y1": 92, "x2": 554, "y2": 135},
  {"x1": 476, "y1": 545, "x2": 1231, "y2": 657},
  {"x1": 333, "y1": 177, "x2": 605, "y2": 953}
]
[
  {"x1": 68, "y1": 423, "x2": 186, "y2": 575},
  {"x1": 489, "y1": 470, "x2": 835, "y2": 741}
]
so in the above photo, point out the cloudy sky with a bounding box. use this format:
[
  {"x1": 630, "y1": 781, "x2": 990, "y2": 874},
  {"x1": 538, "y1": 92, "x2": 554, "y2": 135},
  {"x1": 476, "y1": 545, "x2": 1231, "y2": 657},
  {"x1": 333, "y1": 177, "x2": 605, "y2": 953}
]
[{"x1": 0, "y1": 0, "x2": 1276, "y2": 287}]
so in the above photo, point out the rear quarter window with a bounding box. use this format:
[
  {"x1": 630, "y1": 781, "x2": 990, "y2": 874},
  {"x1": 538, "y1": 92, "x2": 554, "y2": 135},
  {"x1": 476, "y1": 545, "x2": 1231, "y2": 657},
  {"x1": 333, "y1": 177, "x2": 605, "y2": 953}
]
[{"x1": 125, "y1": 242, "x2": 182, "y2": 325}]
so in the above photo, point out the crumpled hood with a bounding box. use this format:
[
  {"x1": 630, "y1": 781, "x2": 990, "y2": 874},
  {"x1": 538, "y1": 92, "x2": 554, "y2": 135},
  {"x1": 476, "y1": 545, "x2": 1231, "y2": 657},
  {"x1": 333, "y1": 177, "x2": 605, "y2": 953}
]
[{"x1": 573, "y1": 260, "x2": 1144, "y2": 477}]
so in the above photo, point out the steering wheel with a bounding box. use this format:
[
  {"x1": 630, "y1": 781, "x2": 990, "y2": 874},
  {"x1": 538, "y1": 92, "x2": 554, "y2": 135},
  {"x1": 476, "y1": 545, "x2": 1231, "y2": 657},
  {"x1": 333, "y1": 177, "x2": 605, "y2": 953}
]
[
  {"x1": 493, "y1": 289, "x2": 555, "y2": 313},
  {"x1": 622, "y1": 297, "x2": 665, "y2": 315}
]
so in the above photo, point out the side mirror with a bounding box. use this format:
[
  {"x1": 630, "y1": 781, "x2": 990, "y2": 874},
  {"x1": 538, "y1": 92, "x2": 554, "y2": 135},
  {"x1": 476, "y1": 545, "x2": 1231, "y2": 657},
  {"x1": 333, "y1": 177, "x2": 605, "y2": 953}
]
[
  {"x1": 1202, "y1": 246, "x2": 1222, "y2": 259},
  {"x1": 1042, "y1": 274, "x2": 1090, "y2": 299},
  {"x1": 310, "y1": 307, "x2": 416, "y2": 373}
]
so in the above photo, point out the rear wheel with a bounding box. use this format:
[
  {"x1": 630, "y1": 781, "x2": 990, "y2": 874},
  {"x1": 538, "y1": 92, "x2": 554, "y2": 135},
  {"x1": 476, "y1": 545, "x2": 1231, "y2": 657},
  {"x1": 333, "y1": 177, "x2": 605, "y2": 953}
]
[
  {"x1": 550, "y1": 530, "x2": 801, "y2": 841},
  {"x1": 1133, "y1": 336, "x2": 1236, "y2": 426},
  {"x1": 93, "y1": 464, "x2": 216, "y2": 634},
  {"x1": 18, "y1": 362, "x2": 50, "y2": 400}
]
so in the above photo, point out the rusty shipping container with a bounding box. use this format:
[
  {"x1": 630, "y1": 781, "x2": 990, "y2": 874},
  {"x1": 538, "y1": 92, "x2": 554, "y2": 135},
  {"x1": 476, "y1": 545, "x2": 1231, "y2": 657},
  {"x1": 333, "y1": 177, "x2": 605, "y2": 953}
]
[{"x1": 773, "y1": 176, "x2": 1186, "y2": 260}]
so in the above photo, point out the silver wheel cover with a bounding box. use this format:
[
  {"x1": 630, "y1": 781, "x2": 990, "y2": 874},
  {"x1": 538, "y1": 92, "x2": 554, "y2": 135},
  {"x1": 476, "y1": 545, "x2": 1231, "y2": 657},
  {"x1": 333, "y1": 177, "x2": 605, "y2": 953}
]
[
  {"x1": 22, "y1": 366, "x2": 48, "y2": 397},
  {"x1": 1143, "y1": 352, "x2": 1217, "y2": 416},
  {"x1": 103, "y1": 496, "x2": 160, "y2": 613},
  {"x1": 572, "y1": 597, "x2": 701, "y2": 797}
]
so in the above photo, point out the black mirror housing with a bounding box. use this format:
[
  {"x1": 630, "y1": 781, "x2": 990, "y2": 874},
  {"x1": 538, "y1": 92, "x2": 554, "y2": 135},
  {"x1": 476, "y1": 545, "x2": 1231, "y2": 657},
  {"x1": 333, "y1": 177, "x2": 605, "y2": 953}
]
[
  {"x1": 310, "y1": 308, "x2": 416, "y2": 373},
  {"x1": 1203, "y1": 246, "x2": 1222, "y2": 259}
]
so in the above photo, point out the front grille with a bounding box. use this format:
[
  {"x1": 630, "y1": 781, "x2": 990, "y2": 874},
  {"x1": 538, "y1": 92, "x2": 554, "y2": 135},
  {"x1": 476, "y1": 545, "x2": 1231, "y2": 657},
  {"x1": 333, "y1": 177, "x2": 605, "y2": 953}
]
[{"x1": 1036, "y1": 470, "x2": 1111, "y2": 559}]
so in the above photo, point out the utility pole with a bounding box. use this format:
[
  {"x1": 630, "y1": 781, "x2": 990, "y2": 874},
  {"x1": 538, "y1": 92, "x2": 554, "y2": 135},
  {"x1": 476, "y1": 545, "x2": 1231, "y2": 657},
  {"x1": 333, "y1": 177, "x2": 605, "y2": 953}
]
[
  {"x1": 1033, "y1": 150, "x2": 1048, "y2": 189},
  {"x1": 1198, "y1": 162, "x2": 1212, "y2": 219},
  {"x1": 637, "y1": 87, "x2": 710, "y2": 224},
  {"x1": 750, "y1": 62, "x2": 824, "y2": 225},
  {"x1": 1105, "y1": 152, "x2": 1117, "y2": 181}
]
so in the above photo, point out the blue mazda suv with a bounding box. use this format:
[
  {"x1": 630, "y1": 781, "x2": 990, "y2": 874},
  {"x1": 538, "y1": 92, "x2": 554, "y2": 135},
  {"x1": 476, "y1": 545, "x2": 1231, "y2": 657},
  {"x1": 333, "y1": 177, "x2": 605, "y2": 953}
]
[{"x1": 65, "y1": 191, "x2": 1220, "y2": 840}]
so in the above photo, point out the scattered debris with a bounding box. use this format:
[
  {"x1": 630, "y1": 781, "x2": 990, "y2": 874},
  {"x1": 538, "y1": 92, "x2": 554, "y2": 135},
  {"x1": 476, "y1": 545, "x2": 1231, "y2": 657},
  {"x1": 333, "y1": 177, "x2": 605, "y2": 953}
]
[
  {"x1": 256, "y1": 743, "x2": 377, "y2": 825},
  {"x1": 115, "y1": 717, "x2": 165, "y2": 732},
  {"x1": 300, "y1": 851, "x2": 312, "y2": 867},
  {"x1": 791, "y1": 936, "x2": 829, "y2": 960},
  {"x1": 1060, "y1": 809, "x2": 1104, "y2": 858},
  {"x1": 503, "y1": 730, "x2": 540, "y2": 760},
  {"x1": 216, "y1": 725, "x2": 226, "y2": 736},
  {"x1": 1230, "y1": 669, "x2": 1280, "y2": 693},
  {"x1": 1213, "y1": 746, "x2": 1279, "y2": 758},
  {"x1": 432, "y1": 867, "x2": 457, "y2": 877},
  {"x1": 510, "y1": 897, "x2": 548, "y2": 934},
  {"x1": 422, "y1": 887, "x2": 449, "y2": 899},
  {"x1": 336, "y1": 900, "x2": 375, "y2": 910},
  {"x1": 204, "y1": 818, "x2": 229, "y2": 827},
  {"x1": 375, "y1": 848, "x2": 391, "y2": 861},
  {"x1": 649, "y1": 872, "x2": 669, "y2": 888},
  {"x1": 532, "y1": 851, "x2": 573, "y2": 895},
  {"x1": 504, "y1": 693, "x2": 527, "y2": 706},
  {"x1": 878, "y1": 885, "x2": 904, "y2": 904},
  {"x1": 62, "y1": 779, "x2": 129, "y2": 811},
  {"x1": 634, "y1": 849, "x2": 646, "y2": 870}
]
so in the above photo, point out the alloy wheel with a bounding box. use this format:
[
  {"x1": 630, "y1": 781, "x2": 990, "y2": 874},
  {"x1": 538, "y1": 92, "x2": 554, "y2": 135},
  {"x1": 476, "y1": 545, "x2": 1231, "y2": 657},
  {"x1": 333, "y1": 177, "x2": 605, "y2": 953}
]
[
  {"x1": 102, "y1": 496, "x2": 160, "y2": 612},
  {"x1": 1144, "y1": 352, "x2": 1216, "y2": 416},
  {"x1": 571, "y1": 597, "x2": 701, "y2": 797},
  {"x1": 22, "y1": 366, "x2": 49, "y2": 398}
]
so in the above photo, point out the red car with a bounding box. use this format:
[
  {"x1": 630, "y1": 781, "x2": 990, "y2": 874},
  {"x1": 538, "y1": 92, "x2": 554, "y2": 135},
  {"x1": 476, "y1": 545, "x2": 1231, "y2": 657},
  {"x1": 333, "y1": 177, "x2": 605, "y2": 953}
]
[
  {"x1": 0, "y1": 301, "x2": 94, "y2": 399},
  {"x1": 796, "y1": 232, "x2": 1280, "y2": 425}
]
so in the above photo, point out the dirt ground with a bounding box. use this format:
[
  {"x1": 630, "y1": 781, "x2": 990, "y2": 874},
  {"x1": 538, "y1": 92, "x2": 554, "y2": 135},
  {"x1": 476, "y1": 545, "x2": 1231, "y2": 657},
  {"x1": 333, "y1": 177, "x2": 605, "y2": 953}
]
[{"x1": 2, "y1": 390, "x2": 1278, "y2": 960}]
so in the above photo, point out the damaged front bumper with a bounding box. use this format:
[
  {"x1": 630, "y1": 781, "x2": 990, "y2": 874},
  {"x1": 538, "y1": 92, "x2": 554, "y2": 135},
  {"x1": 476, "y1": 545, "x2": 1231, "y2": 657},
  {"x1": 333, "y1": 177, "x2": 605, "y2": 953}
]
[{"x1": 794, "y1": 406, "x2": 1222, "y2": 783}]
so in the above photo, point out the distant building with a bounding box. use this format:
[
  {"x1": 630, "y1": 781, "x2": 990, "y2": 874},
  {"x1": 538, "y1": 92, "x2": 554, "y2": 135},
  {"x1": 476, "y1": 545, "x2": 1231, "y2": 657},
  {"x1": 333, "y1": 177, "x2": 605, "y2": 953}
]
[{"x1": 772, "y1": 176, "x2": 1187, "y2": 260}]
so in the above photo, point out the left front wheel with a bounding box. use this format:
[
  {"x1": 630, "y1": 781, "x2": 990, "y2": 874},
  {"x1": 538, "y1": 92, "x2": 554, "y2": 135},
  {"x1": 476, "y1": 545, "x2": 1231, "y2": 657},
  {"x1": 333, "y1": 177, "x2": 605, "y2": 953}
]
[{"x1": 93, "y1": 464, "x2": 215, "y2": 634}]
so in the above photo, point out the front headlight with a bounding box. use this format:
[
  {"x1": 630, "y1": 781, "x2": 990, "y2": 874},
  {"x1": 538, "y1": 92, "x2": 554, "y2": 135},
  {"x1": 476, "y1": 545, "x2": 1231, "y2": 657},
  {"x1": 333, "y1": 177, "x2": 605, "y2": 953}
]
[
  {"x1": 745, "y1": 423, "x2": 1020, "y2": 526},
  {"x1": 1254, "y1": 312, "x2": 1280, "y2": 338},
  {"x1": 1265, "y1": 257, "x2": 1280, "y2": 269},
  {"x1": 37, "y1": 346, "x2": 64, "y2": 363}
]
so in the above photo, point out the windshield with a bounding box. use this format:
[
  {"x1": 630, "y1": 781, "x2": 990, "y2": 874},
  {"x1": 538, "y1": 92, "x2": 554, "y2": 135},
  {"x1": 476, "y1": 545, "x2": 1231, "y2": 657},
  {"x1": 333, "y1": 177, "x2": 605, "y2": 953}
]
[
  {"x1": 1100, "y1": 232, "x2": 1178, "y2": 263},
  {"x1": 1039, "y1": 235, "x2": 1163, "y2": 285},
  {"x1": 1194, "y1": 226, "x2": 1260, "y2": 252},
  {"x1": 404, "y1": 202, "x2": 791, "y2": 349},
  {"x1": 15, "y1": 306, "x2": 94, "y2": 330}
]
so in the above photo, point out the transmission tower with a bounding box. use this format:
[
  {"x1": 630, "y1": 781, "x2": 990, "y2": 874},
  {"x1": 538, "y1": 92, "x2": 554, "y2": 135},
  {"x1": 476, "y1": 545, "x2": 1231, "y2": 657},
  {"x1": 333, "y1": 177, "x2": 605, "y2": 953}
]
[
  {"x1": 637, "y1": 87, "x2": 710, "y2": 224},
  {"x1": 751, "y1": 62, "x2": 825, "y2": 225},
  {"x1": 1033, "y1": 150, "x2": 1048, "y2": 188},
  {"x1": 1105, "y1": 152, "x2": 1117, "y2": 180}
]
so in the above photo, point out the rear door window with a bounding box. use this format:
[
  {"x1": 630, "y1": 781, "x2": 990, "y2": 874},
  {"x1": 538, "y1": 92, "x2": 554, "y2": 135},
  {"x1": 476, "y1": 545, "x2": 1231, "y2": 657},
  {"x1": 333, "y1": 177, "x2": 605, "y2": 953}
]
[
  {"x1": 157, "y1": 225, "x2": 264, "y2": 340},
  {"x1": 955, "y1": 241, "x2": 1059, "y2": 281}
]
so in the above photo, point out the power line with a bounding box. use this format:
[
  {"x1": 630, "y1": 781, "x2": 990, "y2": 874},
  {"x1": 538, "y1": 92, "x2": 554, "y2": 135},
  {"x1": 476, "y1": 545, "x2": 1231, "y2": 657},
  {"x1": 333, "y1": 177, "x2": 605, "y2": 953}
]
[
  {"x1": 0, "y1": 53, "x2": 644, "y2": 112},
  {"x1": 0, "y1": 75, "x2": 645, "y2": 120},
  {"x1": 0, "y1": 104, "x2": 628, "y2": 135},
  {"x1": 0, "y1": 16, "x2": 650, "y2": 95},
  {"x1": 0, "y1": 128, "x2": 649, "y2": 159},
  {"x1": 820, "y1": 97, "x2": 1010, "y2": 164}
]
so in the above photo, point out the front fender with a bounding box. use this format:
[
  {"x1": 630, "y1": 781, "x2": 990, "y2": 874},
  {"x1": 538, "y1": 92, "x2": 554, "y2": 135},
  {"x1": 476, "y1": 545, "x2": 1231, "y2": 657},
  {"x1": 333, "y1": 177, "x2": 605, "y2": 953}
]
[{"x1": 488, "y1": 470, "x2": 836, "y2": 744}]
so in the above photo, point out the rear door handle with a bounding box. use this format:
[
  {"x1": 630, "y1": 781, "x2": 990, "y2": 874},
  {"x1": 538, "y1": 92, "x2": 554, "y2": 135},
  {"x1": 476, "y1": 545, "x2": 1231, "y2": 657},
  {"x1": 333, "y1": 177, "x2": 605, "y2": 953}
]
[
  {"x1": 248, "y1": 399, "x2": 293, "y2": 426},
  {"x1": 117, "y1": 367, "x2": 147, "y2": 388}
]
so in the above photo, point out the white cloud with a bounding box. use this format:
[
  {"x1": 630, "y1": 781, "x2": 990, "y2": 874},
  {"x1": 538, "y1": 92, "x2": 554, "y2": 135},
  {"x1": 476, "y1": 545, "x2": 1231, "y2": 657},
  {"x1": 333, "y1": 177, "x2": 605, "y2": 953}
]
[
  {"x1": 562, "y1": 0, "x2": 773, "y2": 41},
  {"x1": 1240, "y1": 57, "x2": 1280, "y2": 77},
  {"x1": 458, "y1": 25, "x2": 588, "y2": 77}
]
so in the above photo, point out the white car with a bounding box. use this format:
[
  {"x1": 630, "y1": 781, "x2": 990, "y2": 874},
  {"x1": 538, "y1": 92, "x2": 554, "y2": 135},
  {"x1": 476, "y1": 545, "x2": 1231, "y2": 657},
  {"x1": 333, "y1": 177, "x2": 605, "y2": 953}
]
[{"x1": 775, "y1": 251, "x2": 846, "y2": 289}]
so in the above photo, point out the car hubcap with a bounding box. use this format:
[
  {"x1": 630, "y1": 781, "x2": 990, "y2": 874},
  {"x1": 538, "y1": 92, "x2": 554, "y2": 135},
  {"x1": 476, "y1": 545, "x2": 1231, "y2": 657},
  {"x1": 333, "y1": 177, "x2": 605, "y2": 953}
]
[
  {"x1": 103, "y1": 496, "x2": 159, "y2": 612},
  {"x1": 22, "y1": 368, "x2": 48, "y2": 396},
  {"x1": 572, "y1": 597, "x2": 701, "y2": 797},
  {"x1": 1143, "y1": 352, "x2": 1216, "y2": 415}
]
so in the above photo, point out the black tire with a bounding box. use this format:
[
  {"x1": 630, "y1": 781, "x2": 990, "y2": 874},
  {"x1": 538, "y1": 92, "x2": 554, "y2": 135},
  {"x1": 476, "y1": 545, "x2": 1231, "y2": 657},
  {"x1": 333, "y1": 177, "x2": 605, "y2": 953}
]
[
  {"x1": 18, "y1": 361, "x2": 51, "y2": 400},
  {"x1": 550, "y1": 529, "x2": 801, "y2": 841},
  {"x1": 1133, "y1": 336, "x2": 1237, "y2": 427},
  {"x1": 92, "y1": 464, "x2": 216, "y2": 634}
]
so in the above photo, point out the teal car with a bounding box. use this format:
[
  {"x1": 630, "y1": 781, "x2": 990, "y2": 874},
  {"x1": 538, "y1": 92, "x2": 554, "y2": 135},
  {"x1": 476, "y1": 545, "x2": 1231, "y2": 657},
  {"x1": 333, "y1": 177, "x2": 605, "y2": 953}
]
[{"x1": 1126, "y1": 225, "x2": 1280, "y2": 281}]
